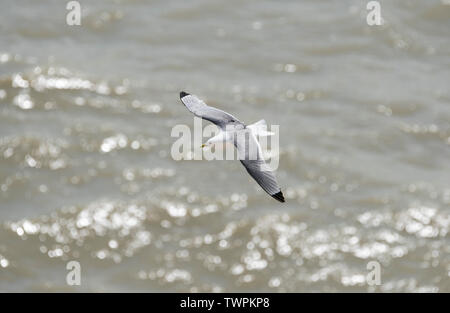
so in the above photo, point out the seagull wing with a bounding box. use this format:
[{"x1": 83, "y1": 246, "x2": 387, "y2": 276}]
[
  {"x1": 180, "y1": 91, "x2": 242, "y2": 129},
  {"x1": 234, "y1": 129, "x2": 285, "y2": 203}
]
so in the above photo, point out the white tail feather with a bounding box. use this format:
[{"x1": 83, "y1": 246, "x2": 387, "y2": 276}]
[{"x1": 247, "y1": 119, "x2": 274, "y2": 136}]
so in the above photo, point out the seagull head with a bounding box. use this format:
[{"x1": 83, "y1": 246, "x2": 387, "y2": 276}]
[{"x1": 201, "y1": 142, "x2": 212, "y2": 149}]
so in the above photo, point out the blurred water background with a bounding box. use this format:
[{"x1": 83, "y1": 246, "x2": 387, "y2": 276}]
[{"x1": 0, "y1": 0, "x2": 449, "y2": 292}]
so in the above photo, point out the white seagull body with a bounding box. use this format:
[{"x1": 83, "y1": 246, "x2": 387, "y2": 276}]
[{"x1": 179, "y1": 91, "x2": 285, "y2": 203}]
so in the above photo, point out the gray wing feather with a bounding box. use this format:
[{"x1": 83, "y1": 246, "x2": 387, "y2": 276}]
[
  {"x1": 234, "y1": 129, "x2": 285, "y2": 202},
  {"x1": 180, "y1": 92, "x2": 242, "y2": 129}
]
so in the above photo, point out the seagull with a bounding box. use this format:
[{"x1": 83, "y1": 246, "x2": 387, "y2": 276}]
[{"x1": 179, "y1": 91, "x2": 285, "y2": 203}]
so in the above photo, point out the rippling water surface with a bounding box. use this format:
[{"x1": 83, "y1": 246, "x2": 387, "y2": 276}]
[{"x1": 0, "y1": 0, "x2": 449, "y2": 292}]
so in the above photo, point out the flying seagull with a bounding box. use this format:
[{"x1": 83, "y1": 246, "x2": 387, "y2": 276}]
[{"x1": 179, "y1": 91, "x2": 285, "y2": 203}]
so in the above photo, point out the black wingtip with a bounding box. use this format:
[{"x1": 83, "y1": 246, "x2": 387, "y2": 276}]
[
  {"x1": 272, "y1": 191, "x2": 285, "y2": 203},
  {"x1": 180, "y1": 91, "x2": 189, "y2": 99}
]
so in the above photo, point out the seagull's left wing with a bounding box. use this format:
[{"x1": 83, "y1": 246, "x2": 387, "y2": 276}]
[
  {"x1": 234, "y1": 129, "x2": 285, "y2": 203},
  {"x1": 180, "y1": 91, "x2": 242, "y2": 129}
]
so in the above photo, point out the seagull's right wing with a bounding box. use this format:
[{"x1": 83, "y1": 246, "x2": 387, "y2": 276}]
[
  {"x1": 180, "y1": 91, "x2": 242, "y2": 129},
  {"x1": 234, "y1": 129, "x2": 285, "y2": 203}
]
